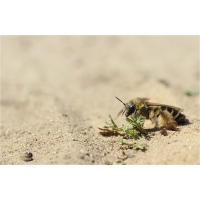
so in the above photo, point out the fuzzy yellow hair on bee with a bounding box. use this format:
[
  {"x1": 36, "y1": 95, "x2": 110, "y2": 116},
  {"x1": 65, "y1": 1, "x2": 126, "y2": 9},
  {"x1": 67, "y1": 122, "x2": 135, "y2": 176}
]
[{"x1": 116, "y1": 97, "x2": 186, "y2": 131}]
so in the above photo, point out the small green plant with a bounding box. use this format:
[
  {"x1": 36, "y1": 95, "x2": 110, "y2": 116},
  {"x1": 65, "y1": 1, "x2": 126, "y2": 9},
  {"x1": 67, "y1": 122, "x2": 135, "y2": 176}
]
[
  {"x1": 98, "y1": 114, "x2": 146, "y2": 150},
  {"x1": 118, "y1": 137, "x2": 146, "y2": 150},
  {"x1": 183, "y1": 87, "x2": 199, "y2": 96},
  {"x1": 98, "y1": 114, "x2": 145, "y2": 139}
]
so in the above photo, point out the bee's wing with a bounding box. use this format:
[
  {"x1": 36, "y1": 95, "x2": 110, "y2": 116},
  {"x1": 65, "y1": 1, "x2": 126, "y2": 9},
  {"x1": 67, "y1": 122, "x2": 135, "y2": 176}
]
[
  {"x1": 146, "y1": 102, "x2": 184, "y2": 112},
  {"x1": 139, "y1": 98, "x2": 151, "y2": 102}
]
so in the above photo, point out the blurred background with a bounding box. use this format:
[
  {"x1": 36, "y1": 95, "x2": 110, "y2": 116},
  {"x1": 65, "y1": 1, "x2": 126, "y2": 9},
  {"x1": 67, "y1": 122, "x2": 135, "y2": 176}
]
[
  {"x1": 1, "y1": 36, "x2": 199, "y2": 126},
  {"x1": 1, "y1": 35, "x2": 199, "y2": 166}
]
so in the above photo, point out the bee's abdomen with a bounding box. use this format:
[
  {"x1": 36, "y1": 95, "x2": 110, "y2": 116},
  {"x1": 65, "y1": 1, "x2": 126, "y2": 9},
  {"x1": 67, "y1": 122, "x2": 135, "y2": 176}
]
[{"x1": 161, "y1": 107, "x2": 185, "y2": 123}]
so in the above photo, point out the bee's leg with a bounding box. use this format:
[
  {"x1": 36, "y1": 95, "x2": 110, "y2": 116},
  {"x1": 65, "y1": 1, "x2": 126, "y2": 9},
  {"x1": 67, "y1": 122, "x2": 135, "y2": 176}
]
[
  {"x1": 159, "y1": 110, "x2": 177, "y2": 131},
  {"x1": 117, "y1": 109, "x2": 123, "y2": 117},
  {"x1": 135, "y1": 110, "x2": 143, "y2": 120},
  {"x1": 149, "y1": 110, "x2": 159, "y2": 128}
]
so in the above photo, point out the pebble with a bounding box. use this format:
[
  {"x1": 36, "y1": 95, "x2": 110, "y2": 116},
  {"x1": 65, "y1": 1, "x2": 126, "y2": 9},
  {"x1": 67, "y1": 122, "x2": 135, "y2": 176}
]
[
  {"x1": 22, "y1": 152, "x2": 33, "y2": 162},
  {"x1": 127, "y1": 154, "x2": 135, "y2": 158},
  {"x1": 174, "y1": 139, "x2": 179, "y2": 142}
]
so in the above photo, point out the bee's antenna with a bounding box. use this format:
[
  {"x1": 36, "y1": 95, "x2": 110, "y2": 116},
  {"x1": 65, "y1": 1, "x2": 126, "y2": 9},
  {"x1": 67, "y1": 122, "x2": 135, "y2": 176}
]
[{"x1": 115, "y1": 96, "x2": 125, "y2": 105}]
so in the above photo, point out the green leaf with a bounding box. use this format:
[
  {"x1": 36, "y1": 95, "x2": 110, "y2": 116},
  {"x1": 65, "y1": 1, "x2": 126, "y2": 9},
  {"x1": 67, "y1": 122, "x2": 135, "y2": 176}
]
[{"x1": 98, "y1": 114, "x2": 146, "y2": 150}]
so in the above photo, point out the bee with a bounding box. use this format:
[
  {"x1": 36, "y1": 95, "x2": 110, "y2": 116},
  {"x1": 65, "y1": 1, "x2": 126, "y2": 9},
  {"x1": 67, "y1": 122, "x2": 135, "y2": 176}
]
[{"x1": 116, "y1": 97, "x2": 186, "y2": 131}]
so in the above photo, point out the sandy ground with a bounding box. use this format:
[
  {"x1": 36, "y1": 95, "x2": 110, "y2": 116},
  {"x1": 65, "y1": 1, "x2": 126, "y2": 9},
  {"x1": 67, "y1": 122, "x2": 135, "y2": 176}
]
[{"x1": 1, "y1": 35, "x2": 199, "y2": 165}]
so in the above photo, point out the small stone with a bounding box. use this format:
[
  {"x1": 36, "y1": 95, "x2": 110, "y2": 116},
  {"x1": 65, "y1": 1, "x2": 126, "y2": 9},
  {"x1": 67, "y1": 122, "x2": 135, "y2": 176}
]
[
  {"x1": 80, "y1": 155, "x2": 85, "y2": 159},
  {"x1": 174, "y1": 139, "x2": 179, "y2": 142},
  {"x1": 22, "y1": 152, "x2": 33, "y2": 162},
  {"x1": 105, "y1": 160, "x2": 112, "y2": 165},
  {"x1": 127, "y1": 154, "x2": 135, "y2": 158},
  {"x1": 117, "y1": 155, "x2": 127, "y2": 161},
  {"x1": 102, "y1": 153, "x2": 107, "y2": 156}
]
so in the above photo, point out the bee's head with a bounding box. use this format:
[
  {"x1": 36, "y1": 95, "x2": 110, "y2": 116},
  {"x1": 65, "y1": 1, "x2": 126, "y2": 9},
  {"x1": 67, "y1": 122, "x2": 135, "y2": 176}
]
[
  {"x1": 116, "y1": 97, "x2": 136, "y2": 117},
  {"x1": 123, "y1": 102, "x2": 136, "y2": 117}
]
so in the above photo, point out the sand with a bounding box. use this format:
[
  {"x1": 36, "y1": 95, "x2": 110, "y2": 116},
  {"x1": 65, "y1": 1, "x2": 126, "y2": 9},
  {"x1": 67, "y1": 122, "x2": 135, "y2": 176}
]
[{"x1": 1, "y1": 35, "x2": 199, "y2": 165}]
